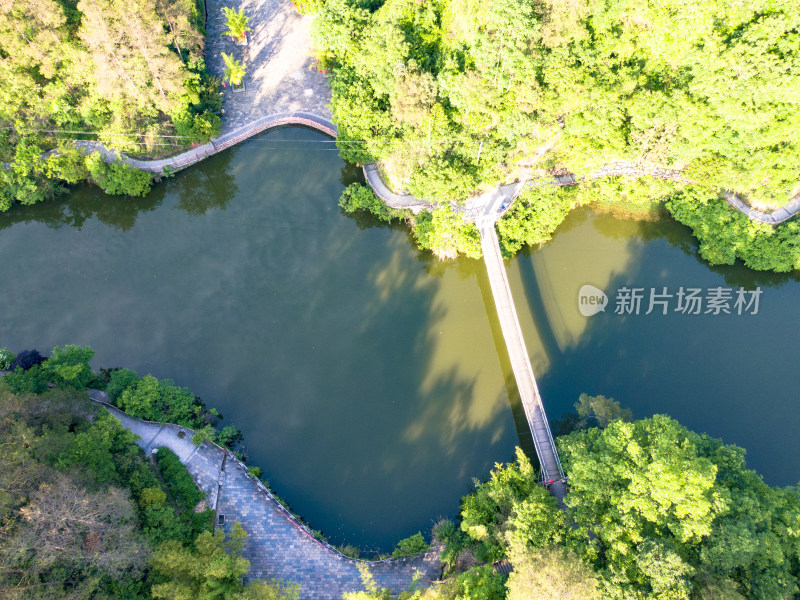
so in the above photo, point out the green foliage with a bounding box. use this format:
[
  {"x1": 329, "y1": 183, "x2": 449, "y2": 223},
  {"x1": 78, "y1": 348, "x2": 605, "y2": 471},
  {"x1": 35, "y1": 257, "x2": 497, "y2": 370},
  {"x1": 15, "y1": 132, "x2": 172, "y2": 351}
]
[
  {"x1": 0, "y1": 0, "x2": 217, "y2": 210},
  {"x1": 192, "y1": 424, "x2": 217, "y2": 446},
  {"x1": 314, "y1": 0, "x2": 800, "y2": 266},
  {"x1": 432, "y1": 519, "x2": 457, "y2": 545},
  {"x1": 0, "y1": 348, "x2": 15, "y2": 370},
  {"x1": 453, "y1": 566, "x2": 506, "y2": 600},
  {"x1": 496, "y1": 186, "x2": 576, "y2": 256},
  {"x1": 3, "y1": 364, "x2": 49, "y2": 394},
  {"x1": 2, "y1": 345, "x2": 95, "y2": 392},
  {"x1": 392, "y1": 532, "x2": 428, "y2": 558},
  {"x1": 44, "y1": 145, "x2": 90, "y2": 184},
  {"x1": 412, "y1": 209, "x2": 482, "y2": 260},
  {"x1": 221, "y1": 7, "x2": 251, "y2": 41},
  {"x1": 45, "y1": 344, "x2": 95, "y2": 389},
  {"x1": 222, "y1": 52, "x2": 247, "y2": 86},
  {"x1": 407, "y1": 155, "x2": 481, "y2": 205},
  {"x1": 443, "y1": 412, "x2": 800, "y2": 597},
  {"x1": 559, "y1": 416, "x2": 734, "y2": 597},
  {"x1": 0, "y1": 386, "x2": 208, "y2": 598},
  {"x1": 666, "y1": 187, "x2": 800, "y2": 272},
  {"x1": 291, "y1": 0, "x2": 325, "y2": 15},
  {"x1": 574, "y1": 393, "x2": 632, "y2": 429},
  {"x1": 339, "y1": 183, "x2": 406, "y2": 222},
  {"x1": 150, "y1": 523, "x2": 300, "y2": 600},
  {"x1": 86, "y1": 153, "x2": 153, "y2": 197},
  {"x1": 155, "y1": 447, "x2": 205, "y2": 512},
  {"x1": 117, "y1": 374, "x2": 200, "y2": 426},
  {"x1": 58, "y1": 410, "x2": 125, "y2": 482},
  {"x1": 458, "y1": 448, "x2": 563, "y2": 563},
  {"x1": 107, "y1": 368, "x2": 141, "y2": 402}
]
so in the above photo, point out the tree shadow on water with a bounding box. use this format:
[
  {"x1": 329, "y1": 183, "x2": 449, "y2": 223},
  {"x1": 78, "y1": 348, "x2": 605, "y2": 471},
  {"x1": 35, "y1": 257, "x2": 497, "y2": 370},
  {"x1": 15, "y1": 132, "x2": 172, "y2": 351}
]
[
  {"x1": 0, "y1": 182, "x2": 163, "y2": 233},
  {"x1": 173, "y1": 151, "x2": 239, "y2": 216}
]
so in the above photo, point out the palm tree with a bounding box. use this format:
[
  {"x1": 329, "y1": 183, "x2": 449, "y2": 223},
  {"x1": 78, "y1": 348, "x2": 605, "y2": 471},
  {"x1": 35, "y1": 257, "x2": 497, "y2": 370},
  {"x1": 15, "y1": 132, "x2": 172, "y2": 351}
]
[
  {"x1": 221, "y1": 52, "x2": 246, "y2": 87},
  {"x1": 221, "y1": 7, "x2": 251, "y2": 43}
]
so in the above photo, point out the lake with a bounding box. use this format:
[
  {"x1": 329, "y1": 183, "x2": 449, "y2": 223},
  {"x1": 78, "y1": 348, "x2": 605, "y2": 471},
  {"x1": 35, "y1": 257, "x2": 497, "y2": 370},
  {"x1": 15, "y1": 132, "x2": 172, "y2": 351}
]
[{"x1": 1, "y1": 126, "x2": 798, "y2": 551}]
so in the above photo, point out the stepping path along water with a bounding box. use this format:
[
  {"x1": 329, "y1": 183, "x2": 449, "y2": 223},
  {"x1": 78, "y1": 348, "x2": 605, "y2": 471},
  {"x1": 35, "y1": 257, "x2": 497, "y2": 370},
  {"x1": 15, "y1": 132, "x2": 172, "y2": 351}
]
[{"x1": 88, "y1": 391, "x2": 442, "y2": 599}]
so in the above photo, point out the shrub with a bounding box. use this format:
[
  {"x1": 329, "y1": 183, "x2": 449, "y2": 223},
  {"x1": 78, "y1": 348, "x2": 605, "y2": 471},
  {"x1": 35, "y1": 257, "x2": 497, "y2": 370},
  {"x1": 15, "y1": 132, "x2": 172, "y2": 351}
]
[
  {"x1": 412, "y1": 209, "x2": 482, "y2": 259},
  {"x1": 432, "y1": 519, "x2": 456, "y2": 545},
  {"x1": 155, "y1": 447, "x2": 205, "y2": 513},
  {"x1": 338, "y1": 183, "x2": 405, "y2": 222},
  {"x1": 391, "y1": 532, "x2": 428, "y2": 558},
  {"x1": 10, "y1": 349, "x2": 44, "y2": 370},
  {"x1": 86, "y1": 152, "x2": 152, "y2": 197}
]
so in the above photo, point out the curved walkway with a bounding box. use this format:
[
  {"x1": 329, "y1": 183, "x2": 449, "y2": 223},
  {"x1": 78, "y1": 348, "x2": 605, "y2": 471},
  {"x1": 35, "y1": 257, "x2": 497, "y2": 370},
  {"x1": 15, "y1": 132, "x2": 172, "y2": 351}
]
[
  {"x1": 89, "y1": 129, "x2": 799, "y2": 225},
  {"x1": 530, "y1": 159, "x2": 800, "y2": 225},
  {"x1": 88, "y1": 391, "x2": 442, "y2": 599}
]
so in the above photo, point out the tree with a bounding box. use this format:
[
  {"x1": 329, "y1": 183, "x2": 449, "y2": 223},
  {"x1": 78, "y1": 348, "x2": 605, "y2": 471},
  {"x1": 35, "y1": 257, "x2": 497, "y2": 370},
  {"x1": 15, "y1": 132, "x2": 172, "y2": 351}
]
[
  {"x1": 574, "y1": 393, "x2": 632, "y2": 429},
  {"x1": 106, "y1": 368, "x2": 141, "y2": 402},
  {"x1": 459, "y1": 448, "x2": 564, "y2": 562},
  {"x1": 222, "y1": 52, "x2": 246, "y2": 86},
  {"x1": 150, "y1": 523, "x2": 299, "y2": 600},
  {"x1": 221, "y1": 7, "x2": 251, "y2": 42},
  {"x1": 4, "y1": 473, "x2": 148, "y2": 581},
  {"x1": 559, "y1": 416, "x2": 728, "y2": 595},
  {"x1": 412, "y1": 209, "x2": 482, "y2": 260},
  {"x1": 45, "y1": 345, "x2": 95, "y2": 389},
  {"x1": 496, "y1": 187, "x2": 576, "y2": 256},
  {"x1": 117, "y1": 374, "x2": 198, "y2": 425},
  {"x1": 86, "y1": 153, "x2": 153, "y2": 197},
  {"x1": 391, "y1": 532, "x2": 428, "y2": 558},
  {"x1": 78, "y1": 0, "x2": 188, "y2": 114}
]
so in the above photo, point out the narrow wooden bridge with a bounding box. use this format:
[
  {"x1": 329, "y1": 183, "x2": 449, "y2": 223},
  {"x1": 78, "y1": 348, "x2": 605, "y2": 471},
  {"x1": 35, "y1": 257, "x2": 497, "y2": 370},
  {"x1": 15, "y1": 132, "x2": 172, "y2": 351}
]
[{"x1": 477, "y1": 221, "x2": 567, "y2": 505}]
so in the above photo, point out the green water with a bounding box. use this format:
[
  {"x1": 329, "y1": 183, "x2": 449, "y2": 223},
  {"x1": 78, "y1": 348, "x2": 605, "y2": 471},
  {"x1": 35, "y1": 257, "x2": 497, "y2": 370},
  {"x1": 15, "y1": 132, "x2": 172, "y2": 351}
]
[{"x1": 1, "y1": 127, "x2": 799, "y2": 551}]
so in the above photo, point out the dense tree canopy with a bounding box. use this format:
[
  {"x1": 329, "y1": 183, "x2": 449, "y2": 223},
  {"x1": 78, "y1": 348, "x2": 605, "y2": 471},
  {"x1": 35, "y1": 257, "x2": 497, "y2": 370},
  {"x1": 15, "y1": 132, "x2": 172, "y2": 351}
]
[
  {"x1": 0, "y1": 369, "x2": 295, "y2": 599},
  {"x1": 314, "y1": 0, "x2": 799, "y2": 269},
  {"x1": 441, "y1": 413, "x2": 800, "y2": 600},
  {"x1": 313, "y1": 0, "x2": 799, "y2": 205},
  {"x1": 0, "y1": 0, "x2": 221, "y2": 210}
]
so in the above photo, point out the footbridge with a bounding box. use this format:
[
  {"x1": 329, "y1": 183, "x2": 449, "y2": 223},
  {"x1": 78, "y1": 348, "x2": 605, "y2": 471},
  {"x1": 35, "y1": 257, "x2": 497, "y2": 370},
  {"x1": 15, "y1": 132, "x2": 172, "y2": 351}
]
[{"x1": 476, "y1": 217, "x2": 567, "y2": 505}]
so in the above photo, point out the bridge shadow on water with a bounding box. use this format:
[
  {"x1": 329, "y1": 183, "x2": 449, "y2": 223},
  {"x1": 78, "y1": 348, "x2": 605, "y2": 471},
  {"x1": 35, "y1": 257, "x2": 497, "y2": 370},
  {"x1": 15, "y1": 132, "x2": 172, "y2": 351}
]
[
  {"x1": 504, "y1": 208, "x2": 800, "y2": 488},
  {"x1": 4, "y1": 128, "x2": 800, "y2": 556}
]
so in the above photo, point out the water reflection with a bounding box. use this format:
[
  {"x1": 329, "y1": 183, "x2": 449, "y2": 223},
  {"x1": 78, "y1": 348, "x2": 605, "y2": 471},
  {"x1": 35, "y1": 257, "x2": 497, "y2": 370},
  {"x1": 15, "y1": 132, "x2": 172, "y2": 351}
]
[
  {"x1": 2, "y1": 127, "x2": 799, "y2": 556},
  {"x1": 509, "y1": 207, "x2": 800, "y2": 487},
  {"x1": 174, "y1": 151, "x2": 238, "y2": 215}
]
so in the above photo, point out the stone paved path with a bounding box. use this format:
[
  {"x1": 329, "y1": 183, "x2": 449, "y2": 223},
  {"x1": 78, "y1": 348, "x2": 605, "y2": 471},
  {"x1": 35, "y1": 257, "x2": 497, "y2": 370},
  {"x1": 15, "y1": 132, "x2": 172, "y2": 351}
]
[
  {"x1": 205, "y1": 0, "x2": 331, "y2": 131},
  {"x1": 89, "y1": 392, "x2": 442, "y2": 599}
]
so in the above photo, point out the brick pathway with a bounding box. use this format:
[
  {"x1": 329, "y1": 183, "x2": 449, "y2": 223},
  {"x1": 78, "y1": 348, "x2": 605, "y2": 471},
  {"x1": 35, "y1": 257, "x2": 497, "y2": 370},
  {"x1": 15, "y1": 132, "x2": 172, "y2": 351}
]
[{"x1": 89, "y1": 392, "x2": 442, "y2": 599}]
